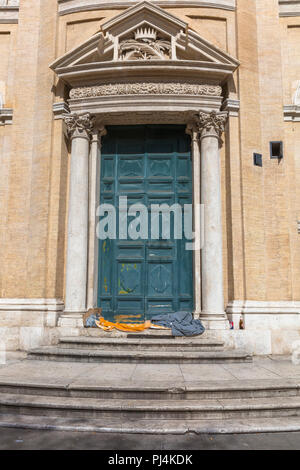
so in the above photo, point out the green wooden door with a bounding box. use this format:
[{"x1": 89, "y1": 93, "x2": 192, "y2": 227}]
[{"x1": 98, "y1": 125, "x2": 194, "y2": 323}]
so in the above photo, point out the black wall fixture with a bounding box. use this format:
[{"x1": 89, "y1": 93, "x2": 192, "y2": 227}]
[
  {"x1": 253, "y1": 153, "x2": 263, "y2": 167},
  {"x1": 270, "y1": 141, "x2": 283, "y2": 159}
]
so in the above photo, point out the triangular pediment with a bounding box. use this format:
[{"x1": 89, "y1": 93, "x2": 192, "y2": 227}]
[{"x1": 51, "y1": 1, "x2": 239, "y2": 85}]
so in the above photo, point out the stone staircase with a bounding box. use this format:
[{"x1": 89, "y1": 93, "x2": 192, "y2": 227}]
[
  {"x1": 27, "y1": 332, "x2": 252, "y2": 364},
  {"x1": 0, "y1": 377, "x2": 300, "y2": 433},
  {"x1": 0, "y1": 335, "x2": 299, "y2": 434}
]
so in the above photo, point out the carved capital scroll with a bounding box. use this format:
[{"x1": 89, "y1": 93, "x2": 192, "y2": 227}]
[
  {"x1": 63, "y1": 113, "x2": 95, "y2": 140},
  {"x1": 195, "y1": 110, "x2": 228, "y2": 142}
]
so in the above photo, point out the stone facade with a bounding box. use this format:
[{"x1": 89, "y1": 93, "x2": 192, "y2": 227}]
[{"x1": 1, "y1": 0, "x2": 300, "y2": 354}]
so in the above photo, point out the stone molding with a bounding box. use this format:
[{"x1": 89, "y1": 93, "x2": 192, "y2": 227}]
[
  {"x1": 279, "y1": 0, "x2": 300, "y2": 17},
  {"x1": 221, "y1": 98, "x2": 240, "y2": 117},
  {"x1": 70, "y1": 83, "x2": 223, "y2": 100},
  {"x1": 0, "y1": 1, "x2": 19, "y2": 24},
  {"x1": 227, "y1": 300, "x2": 300, "y2": 315},
  {"x1": 0, "y1": 1, "x2": 19, "y2": 5},
  {"x1": 67, "y1": 103, "x2": 222, "y2": 125},
  {"x1": 57, "y1": 0, "x2": 236, "y2": 16},
  {"x1": 0, "y1": 108, "x2": 13, "y2": 125},
  {"x1": 53, "y1": 101, "x2": 70, "y2": 120},
  {"x1": 0, "y1": 298, "x2": 64, "y2": 312},
  {"x1": 195, "y1": 110, "x2": 228, "y2": 140},
  {"x1": 284, "y1": 104, "x2": 300, "y2": 121},
  {"x1": 63, "y1": 112, "x2": 95, "y2": 140}
]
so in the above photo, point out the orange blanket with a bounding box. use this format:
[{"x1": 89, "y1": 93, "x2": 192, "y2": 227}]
[{"x1": 95, "y1": 317, "x2": 169, "y2": 332}]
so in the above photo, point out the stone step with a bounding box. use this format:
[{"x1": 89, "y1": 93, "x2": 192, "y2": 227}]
[
  {"x1": 1, "y1": 413, "x2": 300, "y2": 435},
  {"x1": 126, "y1": 331, "x2": 210, "y2": 339},
  {"x1": 27, "y1": 346, "x2": 252, "y2": 364},
  {"x1": 127, "y1": 332, "x2": 181, "y2": 338},
  {"x1": 0, "y1": 378, "x2": 299, "y2": 400},
  {"x1": 59, "y1": 336, "x2": 224, "y2": 352},
  {"x1": 1, "y1": 393, "x2": 300, "y2": 420}
]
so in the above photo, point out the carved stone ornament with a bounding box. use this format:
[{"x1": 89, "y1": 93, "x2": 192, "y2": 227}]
[
  {"x1": 119, "y1": 27, "x2": 171, "y2": 61},
  {"x1": 70, "y1": 83, "x2": 222, "y2": 99},
  {"x1": 196, "y1": 111, "x2": 228, "y2": 140},
  {"x1": 63, "y1": 113, "x2": 95, "y2": 140}
]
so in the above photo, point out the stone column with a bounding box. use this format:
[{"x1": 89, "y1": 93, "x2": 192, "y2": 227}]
[
  {"x1": 197, "y1": 111, "x2": 229, "y2": 329},
  {"x1": 59, "y1": 113, "x2": 94, "y2": 330},
  {"x1": 186, "y1": 124, "x2": 201, "y2": 318}
]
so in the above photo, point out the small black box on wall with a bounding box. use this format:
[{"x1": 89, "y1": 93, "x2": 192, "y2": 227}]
[{"x1": 253, "y1": 153, "x2": 263, "y2": 167}]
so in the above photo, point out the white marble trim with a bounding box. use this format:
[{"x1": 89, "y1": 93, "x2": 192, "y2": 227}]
[
  {"x1": 53, "y1": 101, "x2": 70, "y2": 120},
  {"x1": 0, "y1": 108, "x2": 13, "y2": 125},
  {"x1": 0, "y1": 299, "x2": 64, "y2": 311},
  {"x1": 221, "y1": 98, "x2": 240, "y2": 117},
  {"x1": 284, "y1": 105, "x2": 300, "y2": 121},
  {"x1": 227, "y1": 300, "x2": 300, "y2": 314},
  {"x1": 0, "y1": 5, "x2": 19, "y2": 23},
  {"x1": 279, "y1": 0, "x2": 300, "y2": 17},
  {"x1": 58, "y1": 0, "x2": 236, "y2": 16}
]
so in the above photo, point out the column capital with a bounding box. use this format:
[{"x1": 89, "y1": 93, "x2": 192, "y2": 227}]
[
  {"x1": 195, "y1": 110, "x2": 228, "y2": 143},
  {"x1": 185, "y1": 122, "x2": 198, "y2": 142},
  {"x1": 91, "y1": 125, "x2": 107, "y2": 143},
  {"x1": 63, "y1": 113, "x2": 95, "y2": 141}
]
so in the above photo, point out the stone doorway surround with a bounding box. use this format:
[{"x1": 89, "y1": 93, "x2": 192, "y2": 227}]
[{"x1": 50, "y1": 1, "x2": 239, "y2": 331}]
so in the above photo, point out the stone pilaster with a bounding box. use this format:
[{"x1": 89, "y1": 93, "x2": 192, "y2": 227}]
[
  {"x1": 186, "y1": 123, "x2": 202, "y2": 318},
  {"x1": 87, "y1": 126, "x2": 107, "y2": 310}
]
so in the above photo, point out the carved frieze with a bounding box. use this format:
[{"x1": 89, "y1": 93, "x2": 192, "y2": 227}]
[{"x1": 70, "y1": 83, "x2": 222, "y2": 99}]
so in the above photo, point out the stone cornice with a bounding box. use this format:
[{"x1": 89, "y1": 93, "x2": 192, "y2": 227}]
[
  {"x1": 0, "y1": 1, "x2": 19, "y2": 23},
  {"x1": 53, "y1": 61, "x2": 237, "y2": 88},
  {"x1": 58, "y1": 0, "x2": 236, "y2": 16},
  {"x1": 284, "y1": 104, "x2": 300, "y2": 121},
  {"x1": 0, "y1": 108, "x2": 13, "y2": 125},
  {"x1": 56, "y1": 0, "x2": 300, "y2": 19},
  {"x1": 53, "y1": 101, "x2": 70, "y2": 119},
  {"x1": 221, "y1": 98, "x2": 240, "y2": 117},
  {"x1": 279, "y1": 0, "x2": 300, "y2": 17}
]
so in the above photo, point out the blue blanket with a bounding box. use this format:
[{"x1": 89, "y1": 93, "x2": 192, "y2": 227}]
[{"x1": 151, "y1": 311, "x2": 205, "y2": 337}]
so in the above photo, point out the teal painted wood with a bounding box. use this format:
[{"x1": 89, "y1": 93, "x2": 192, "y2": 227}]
[{"x1": 98, "y1": 125, "x2": 194, "y2": 323}]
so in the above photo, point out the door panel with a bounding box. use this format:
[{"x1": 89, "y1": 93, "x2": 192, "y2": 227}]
[{"x1": 98, "y1": 125, "x2": 193, "y2": 323}]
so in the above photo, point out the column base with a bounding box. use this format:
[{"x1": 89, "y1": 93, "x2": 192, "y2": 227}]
[
  {"x1": 193, "y1": 311, "x2": 201, "y2": 320},
  {"x1": 58, "y1": 312, "x2": 85, "y2": 329},
  {"x1": 200, "y1": 313, "x2": 230, "y2": 330}
]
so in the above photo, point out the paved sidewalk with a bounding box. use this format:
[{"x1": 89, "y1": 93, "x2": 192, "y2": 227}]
[
  {"x1": 0, "y1": 427, "x2": 300, "y2": 450},
  {"x1": 0, "y1": 354, "x2": 300, "y2": 387}
]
